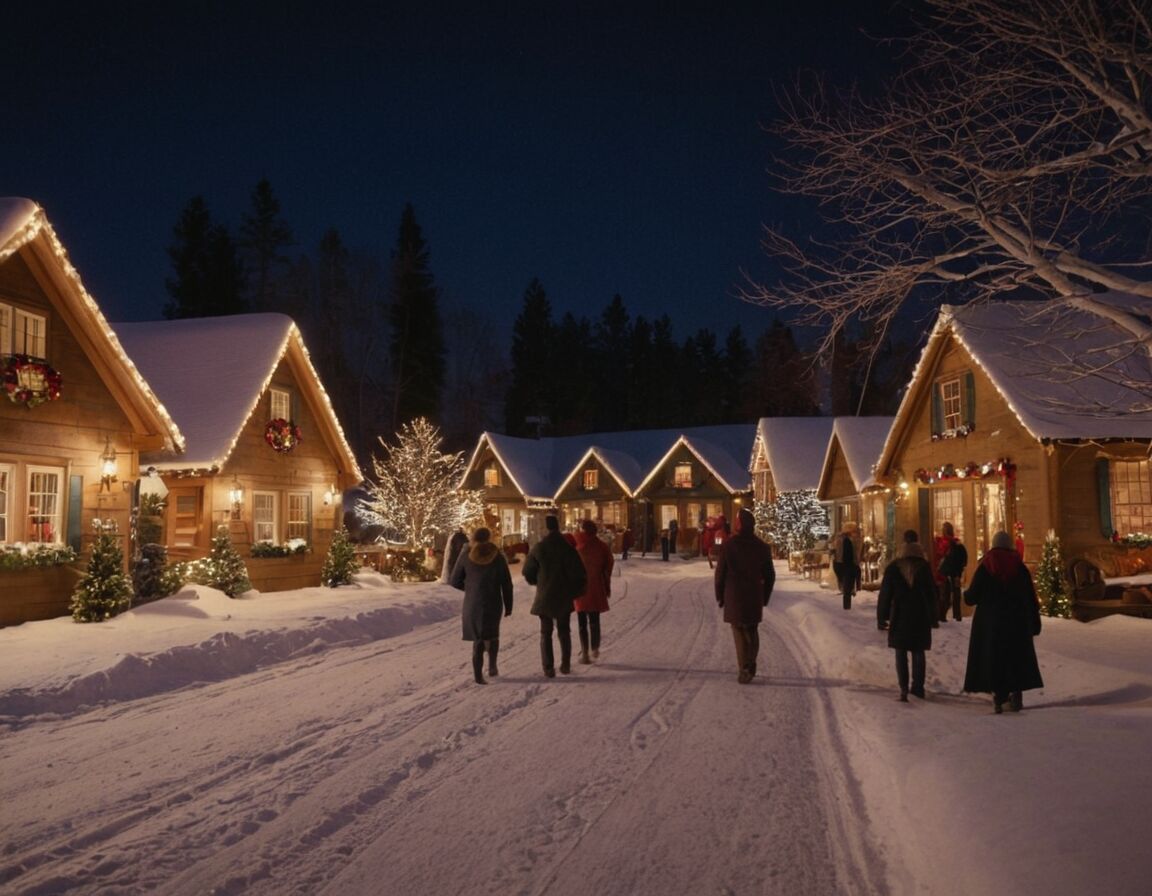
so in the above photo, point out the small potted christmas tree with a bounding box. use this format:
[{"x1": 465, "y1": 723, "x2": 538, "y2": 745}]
[
  {"x1": 321, "y1": 527, "x2": 359, "y2": 587},
  {"x1": 71, "y1": 523, "x2": 134, "y2": 622}
]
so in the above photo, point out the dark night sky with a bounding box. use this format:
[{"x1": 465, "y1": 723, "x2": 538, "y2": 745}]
[{"x1": 3, "y1": 1, "x2": 910, "y2": 341}]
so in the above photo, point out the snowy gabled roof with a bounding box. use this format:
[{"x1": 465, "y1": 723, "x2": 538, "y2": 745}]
[
  {"x1": 819, "y1": 416, "x2": 895, "y2": 497},
  {"x1": 943, "y1": 296, "x2": 1152, "y2": 440},
  {"x1": 114, "y1": 314, "x2": 360, "y2": 477},
  {"x1": 0, "y1": 197, "x2": 184, "y2": 451},
  {"x1": 472, "y1": 425, "x2": 757, "y2": 501},
  {"x1": 752, "y1": 417, "x2": 836, "y2": 492}
]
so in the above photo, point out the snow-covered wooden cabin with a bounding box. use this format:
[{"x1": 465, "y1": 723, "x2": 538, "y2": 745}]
[
  {"x1": 815, "y1": 416, "x2": 895, "y2": 586},
  {"x1": 460, "y1": 425, "x2": 756, "y2": 555},
  {"x1": 1, "y1": 198, "x2": 183, "y2": 625},
  {"x1": 749, "y1": 417, "x2": 836, "y2": 506},
  {"x1": 873, "y1": 297, "x2": 1152, "y2": 620},
  {"x1": 114, "y1": 314, "x2": 361, "y2": 593}
]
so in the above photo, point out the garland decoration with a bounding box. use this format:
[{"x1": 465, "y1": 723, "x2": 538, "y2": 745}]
[
  {"x1": 914, "y1": 458, "x2": 1016, "y2": 486},
  {"x1": 264, "y1": 418, "x2": 302, "y2": 453},
  {"x1": 2, "y1": 354, "x2": 62, "y2": 407}
]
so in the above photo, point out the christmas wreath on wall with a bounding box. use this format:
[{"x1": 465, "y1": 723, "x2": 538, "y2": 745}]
[
  {"x1": 2, "y1": 354, "x2": 63, "y2": 408},
  {"x1": 264, "y1": 418, "x2": 302, "y2": 452}
]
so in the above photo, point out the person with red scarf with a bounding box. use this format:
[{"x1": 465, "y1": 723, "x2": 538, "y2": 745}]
[
  {"x1": 962, "y1": 531, "x2": 1044, "y2": 713},
  {"x1": 574, "y1": 520, "x2": 613, "y2": 663}
]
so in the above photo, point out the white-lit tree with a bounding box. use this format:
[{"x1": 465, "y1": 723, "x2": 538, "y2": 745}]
[
  {"x1": 359, "y1": 417, "x2": 482, "y2": 549},
  {"x1": 1035, "y1": 529, "x2": 1072, "y2": 618},
  {"x1": 759, "y1": 490, "x2": 829, "y2": 554}
]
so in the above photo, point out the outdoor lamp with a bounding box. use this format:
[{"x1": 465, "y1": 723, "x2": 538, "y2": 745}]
[
  {"x1": 99, "y1": 436, "x2": 119, "y2": 492},
  {"x1": 323, "y1": 484, "x2": 339, "y2": 507},
  {"x1": 229, "y1": 476, "x2": 245, "y2": 510}
]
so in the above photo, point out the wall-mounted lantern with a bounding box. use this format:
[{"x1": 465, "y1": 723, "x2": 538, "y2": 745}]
[
  {"x1": 228, "y1": 475, "x2": 245, "y2": 513},
  {"x1": 99, "y1": 436, "x2": 119, "y2": 492},
  {"x1": 323, "y1": 483, "x2": 339, "y2": 507}
]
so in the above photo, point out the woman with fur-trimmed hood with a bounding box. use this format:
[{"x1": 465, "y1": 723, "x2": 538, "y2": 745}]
[{"x1": 450, "y1": 527, "x2": 514, "y2": 685}]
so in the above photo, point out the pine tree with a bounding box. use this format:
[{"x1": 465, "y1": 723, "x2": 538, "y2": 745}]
[
  {"x1": 1035, "y1": 529, "x2": 1072, "y2": 618},
  {"x1": 238, "y1": 179, "x2": 294, "y2": 313},
  {"x1": 388, "y1": 203, "x2": 445, "y2": 429},
  {"x1": 186, "y1": 526, "x2": 252, "y2": 597},
  {"x1": 71, "y1": 532, "x2": 134, "y2": 622},
  {"x1": 164, "y1": 196, "x2": 247, "y2": 319},
  {"x1": 359, "y1": 418, "x2": 476, "y2": 550},
  {"x1": 321, "y1": 527, "x2": 359, "y2": 588},
  {"x1": 505, "y1": 278, "x2": 556, "y2": 436}
]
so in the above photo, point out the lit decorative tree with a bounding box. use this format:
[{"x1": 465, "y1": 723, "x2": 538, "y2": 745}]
[
  {"x1": 185, "y1": 526, "x2": 252, "y2": 598},
  {"x1": 321, "y1": 527, "x2": 359, "y2": 588},
  {"x1": 71, "y1": 527, "x2": 134, "y2": 622},
  {"x1": 359, "y1": 417, "x2": 481, "y2": 549},
  {"x1": 1035, "y1": 529, "x2": 1072, "y2": 618},
  {"x1": 761, "y1": 490, "x2": 829, "y2": 554}
]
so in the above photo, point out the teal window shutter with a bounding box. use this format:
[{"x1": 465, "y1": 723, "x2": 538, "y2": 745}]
[
  {"x1": 931, "y1": 384, "x2": 943, "y2": 437},
  {"x1": 964, "y1": 371, "x2": 976, "y2": 430},
  {"x1": 1096, "y1": 458, "x2": 1113, "y2": 538},
  {"x1": 67, "y1": 474, "x2": 83, "y2": 554}
]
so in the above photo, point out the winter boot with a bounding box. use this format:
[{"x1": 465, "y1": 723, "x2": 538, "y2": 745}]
[
  {"x1": 472, "y1": 642, "x2": 486, "y2": 685},
  {"x1": 540, "y1": 632, "x2": 555, "y2": 678},
  {"x1": 487, "y1": 639, "x2": 499, "y2": 677},
  {"x1": 1009, "y1": 692, "x2": 1023, "y2": 712}
]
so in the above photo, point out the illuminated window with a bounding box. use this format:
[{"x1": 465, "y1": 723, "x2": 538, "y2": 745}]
[
  {"x1": 1110, "y1": 459, "x2": 1151, "y2": 536},
  {"x1": 582, "y1": 469, "x2": 598, "y2": 490},
  {"x1": 287, "y1": 492, "x2": 311, "y2": 542},
  {"x1": 674, "y1": 463, "x2": 693, "y2": 488},
  {"x1": 26, "y1": 466, "x2": 63, "y2": 544},
  {"x1": 270, "y1": 388, "x2": 292, "y2": 421},
  {"x1": 254, "y1": 492, "x2": 278, "y2": 543},
  {"x1": 941, "y1": 378, "x2": 962, "y2": 431},
  {"x1": 1, "y1": 303, "x2": 47, "y2": 357},
  {"x1": 484, "y1": 464, "x2": 500, "y2": 488},
  {"x1": 932, "y1": 487, "x2": 964, "y2": 542}
]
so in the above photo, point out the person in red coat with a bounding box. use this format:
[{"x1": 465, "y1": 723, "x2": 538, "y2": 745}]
[
  {"x1": 714, "y1": 508, "x2": 776, "y2": 683},
  {"x1": 574, "y1": 520, "x2": 614, "y2": 663}
]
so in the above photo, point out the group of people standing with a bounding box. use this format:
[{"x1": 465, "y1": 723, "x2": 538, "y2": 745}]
[
  {"x1": 876, "y1": 524, "x2": 1043, "y2": 711},
  {"x1": 449, "y1": 515, "x2": 613, "y2": 683}
]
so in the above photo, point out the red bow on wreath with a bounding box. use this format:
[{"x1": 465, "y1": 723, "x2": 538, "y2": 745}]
[{"x1": 264, "y1": 418, "x2": 302, "y2": 452}]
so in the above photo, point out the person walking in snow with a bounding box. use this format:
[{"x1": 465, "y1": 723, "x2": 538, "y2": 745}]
[
  {"x1": 963, "y1": 530, "x2": 1043, "y2": 713},
  {"x1": 574, "y1": 519, "x2": 613, "y2": 664},
  {"x1": 524, "y1": 515, "x2": 587, "y2": 677},
  {"x1": 449, "y1": 527, "x2": 513, "y2": 685},
  {"x1": 620, "y1": 526, "x2": 635, "y2": 560},
  {"x1": 933, "y1": 521, "x2": 968, "y2": 622},
  {"x1": 441, "y1": 527, "x2": 469, "y2": 583},
  {"x1": 877, "y1": 530, "x2": 938, "y2": 701},
  {"x1": 832, "y1": 520, "x2": 862, "y2": 610},
  {"x1": 714, "y1": 508, "x2": 776, "y2": 684}
]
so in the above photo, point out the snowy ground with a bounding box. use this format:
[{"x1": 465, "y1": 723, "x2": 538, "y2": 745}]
[{"x1": 1, "y1": 557, "x2": 1149, "y2": 895}]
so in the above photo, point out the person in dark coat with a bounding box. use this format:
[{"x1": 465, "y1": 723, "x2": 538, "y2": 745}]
[
  {"x1": 523, "y1": 515, "x2": 587, "y2": 677},
  {"x1": 963, "y1": 530, "x2": 1044, "y2": 713},
  {"x1": 574, "y1": 520, "x2": 613, "y2": 663},
  {"x1": 668, "y1": 518, "x2": 679, "y2": 556},
  {"x1": 832, "y1": 520, "x2": 862, "y2": 610},
  {"x1": 877, "y1": 531, "x2": 938, "y2": 701},
  {"x1": 620, "y1": 527, "x2": 635, "y2": 560},
  {"x1": 441, "y1": 527, "x2": 469, "y2": 583},
  {"x1": 714, "y1": 508, "x2": 776, "y2": 683},
  {"x1": 449, "y1": 527, "x2": 513, "y2": 685}
]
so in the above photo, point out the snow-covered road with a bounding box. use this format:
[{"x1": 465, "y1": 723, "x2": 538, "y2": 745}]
[{"x1": 1, "y1": 567, "x2": 885, "y2": 896}]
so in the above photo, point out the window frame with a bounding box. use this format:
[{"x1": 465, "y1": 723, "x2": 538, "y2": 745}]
[
  {"x1": 0, "y1": 462, "x2": 11, "y2": 543},
  {"x1": 1, "y1": 302, "x2": 48, "y2": 358},
  {"x1": 270, "y1": 388, "x2": 292, "y2": 422},
  {"x1": 1109, "y1": 458, "x2": 1152, "y2": 536},
  {"x1": 673, "y1": 462, "x2": 693, "y2": 489},
  {"x1": 253, "y1": 490, "x2": 279, "y2": 543},
  {"x1": 483, "y1": 464, "x2": 501, "y2": 488},
  {"x1": 26, "y1": 464, "x2": 65, "y2": 544},
  {"x1": 582, "y1": 468, "x2": 598, "y2": 491},
  {"x1": 940, "y1": 377, "x2": 962, "y2": 432},
  {"x1": 286, "y1": 491, "x2": 312, "y2": 543}
]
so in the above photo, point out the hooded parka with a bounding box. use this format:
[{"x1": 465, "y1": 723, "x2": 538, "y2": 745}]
[
  {"x1": 450, "y1": 539, "x2": 514, "y2": 641},
  {"x1": 877, "y1": 543, "x2": 937, "y2": 651}
]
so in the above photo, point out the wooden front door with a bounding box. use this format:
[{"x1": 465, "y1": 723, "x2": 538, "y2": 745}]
[{"x1": 168, "y1": 485, "x2": 207, "y2": 553}]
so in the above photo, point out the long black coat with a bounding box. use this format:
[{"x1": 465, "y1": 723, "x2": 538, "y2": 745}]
[
  {"x1": 714, "y1": 529, "x2": 776, "y2": 626},
  {"x1": 450, "y1": 541, "x2": 513, "y2": 641},
  {"x1": 963, "y1": 548, "x2": 1044, "y2": 694},
  {"x1": 876, "y1": 553, "x2": 937, "y2": 651},
  {"x1": 523, "y1": 531, "x2": 587, "y2": 618}
]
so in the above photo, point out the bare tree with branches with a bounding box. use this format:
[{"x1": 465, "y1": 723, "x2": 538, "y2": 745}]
[{"x1": 746, "y1": 0, "x2": 1152, "y2": 371}]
